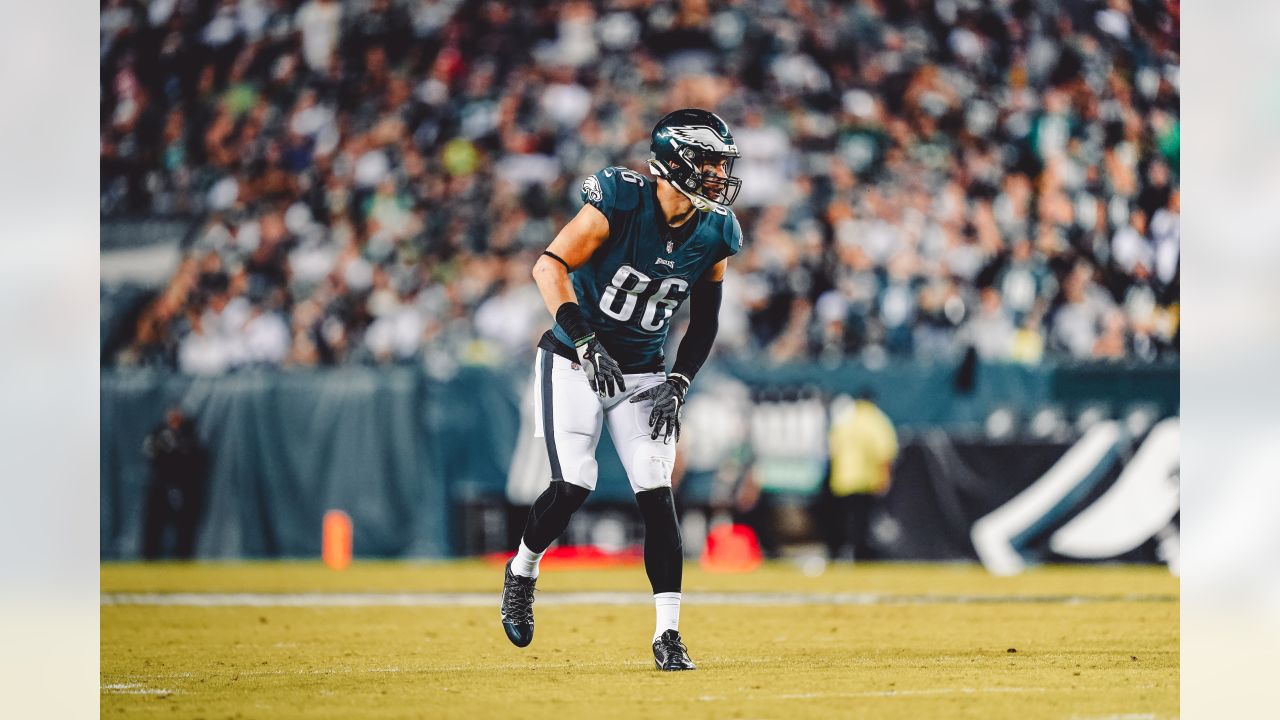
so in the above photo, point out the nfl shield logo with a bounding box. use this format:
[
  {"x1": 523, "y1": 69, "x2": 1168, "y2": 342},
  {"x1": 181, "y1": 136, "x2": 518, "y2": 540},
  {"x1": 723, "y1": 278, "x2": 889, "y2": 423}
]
[{"x1": 666, "y1": 240, "x2": 674, "y2": 254}]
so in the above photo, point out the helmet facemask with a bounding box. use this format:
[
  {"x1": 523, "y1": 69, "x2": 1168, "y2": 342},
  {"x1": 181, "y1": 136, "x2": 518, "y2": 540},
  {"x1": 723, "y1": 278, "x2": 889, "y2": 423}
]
[
  {"x1": 650, "y1": 147, "x2": 742, "y2": 212},
  {"x1": 687, "y1": 149, "x2": 741, "y2": 207}
]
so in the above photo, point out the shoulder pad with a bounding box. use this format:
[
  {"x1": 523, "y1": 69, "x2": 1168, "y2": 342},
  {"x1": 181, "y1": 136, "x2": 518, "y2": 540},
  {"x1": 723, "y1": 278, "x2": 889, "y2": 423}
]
[
  {"x1": 580, "y1": 166, "x2": 647, "y2": 218},
  {"x1": 721, "y1": 210, "x2": 743, "y2": 257}
]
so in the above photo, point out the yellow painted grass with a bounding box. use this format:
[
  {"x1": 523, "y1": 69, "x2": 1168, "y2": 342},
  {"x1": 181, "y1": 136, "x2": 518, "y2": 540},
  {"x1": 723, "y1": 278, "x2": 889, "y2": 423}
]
[{"x1": 101, "y1": 562, "x2": 1178, "y2": 720}]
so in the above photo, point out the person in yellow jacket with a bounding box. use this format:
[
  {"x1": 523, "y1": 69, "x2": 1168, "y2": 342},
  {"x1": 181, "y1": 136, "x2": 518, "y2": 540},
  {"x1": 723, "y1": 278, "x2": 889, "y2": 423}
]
[{"x1": 819, "y1": 390, "x2": 899, "y2": 561}]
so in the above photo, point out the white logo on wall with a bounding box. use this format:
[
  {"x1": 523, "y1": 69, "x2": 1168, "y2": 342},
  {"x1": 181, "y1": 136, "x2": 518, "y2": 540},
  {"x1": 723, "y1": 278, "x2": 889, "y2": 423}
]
[
  {"x1": 582, "y1": 175, "x2": 603, "y2": 203},
  {"x1": 970, "y1": 418, "x2": 1180, "y2": 576}
]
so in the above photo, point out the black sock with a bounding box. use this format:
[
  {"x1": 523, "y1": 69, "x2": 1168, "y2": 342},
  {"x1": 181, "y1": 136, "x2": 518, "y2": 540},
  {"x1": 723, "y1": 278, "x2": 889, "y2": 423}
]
[
  {"x1": 635, "y1": 487, "x2": 683, "y2": 594},
  {"x1": 522, "y1": 480, "x2": 590, "y2": 553}
]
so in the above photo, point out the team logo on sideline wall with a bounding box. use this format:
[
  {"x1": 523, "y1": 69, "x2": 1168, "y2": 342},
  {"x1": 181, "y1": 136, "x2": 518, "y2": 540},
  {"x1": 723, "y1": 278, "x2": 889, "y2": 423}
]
[{"x1": 583, "y1": 175, "x2": 603, "y2": 203}]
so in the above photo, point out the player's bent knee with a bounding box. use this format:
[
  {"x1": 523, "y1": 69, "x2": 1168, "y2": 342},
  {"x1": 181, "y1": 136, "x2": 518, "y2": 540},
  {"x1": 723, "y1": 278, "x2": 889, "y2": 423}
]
[
  {"x1": 523, "y1": 479, "x2": 592, "y2": 553},
  {"x1": 627, "y1": 449, "x2": 674, "y2": 494},
  {"x1": 563, "y1": 456, "x2": 598, "y2": 492},
  {"x1": 635, "y1": 488, "x2": 682, "y2": 541},
  {"x1": 551, "y1": 478, "x2": 590, "y2": 510}
]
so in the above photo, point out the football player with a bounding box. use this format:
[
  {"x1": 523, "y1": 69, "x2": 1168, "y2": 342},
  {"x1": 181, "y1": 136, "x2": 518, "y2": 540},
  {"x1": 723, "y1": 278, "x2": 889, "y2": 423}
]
[{"x1": 500, "y1": 109, "x2": 743, "y2": 671}]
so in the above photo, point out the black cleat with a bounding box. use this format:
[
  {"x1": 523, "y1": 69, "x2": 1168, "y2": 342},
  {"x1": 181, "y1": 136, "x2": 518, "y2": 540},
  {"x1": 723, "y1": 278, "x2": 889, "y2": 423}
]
[
  {"x1": 652, "y1": 629, "x2": 696, "y2": 671},
  {"x1": 500, "y1": 560, "x2": 536, "y2": 647}
]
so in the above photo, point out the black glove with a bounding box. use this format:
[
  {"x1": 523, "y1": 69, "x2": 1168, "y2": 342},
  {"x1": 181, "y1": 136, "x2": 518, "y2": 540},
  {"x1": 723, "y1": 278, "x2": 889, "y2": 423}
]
[
  {"x1": 575, "y1": 335, "x2": 626, "y2": 398},
  {"x1": 629, "y1": 374, "x2": 690, "y2": 443}
]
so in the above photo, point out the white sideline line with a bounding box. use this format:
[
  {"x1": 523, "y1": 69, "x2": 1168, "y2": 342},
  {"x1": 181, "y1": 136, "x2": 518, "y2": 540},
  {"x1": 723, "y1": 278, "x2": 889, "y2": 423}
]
[
  {"x1": 1067, "y1": 716, "x2": 1157, "y2": 720},
  {"x1": 100, "y1": 674, "x2": 1076, "y2": 704},
  {"x1": 780, "y1": 687, "x2": 1043, "y2": 699},
  {"x1": 104, "y1": 658, "x2": 757, "y2": 682},
  {"x1": 699, "y1": 686, "x2": 1048, "y2": 701},
  {"x1": 101, "y1": 683, "x2": 177, "y2": 695},
  {"x1": 101, "y1": 591, "x2": 1178, "y2": 608}
]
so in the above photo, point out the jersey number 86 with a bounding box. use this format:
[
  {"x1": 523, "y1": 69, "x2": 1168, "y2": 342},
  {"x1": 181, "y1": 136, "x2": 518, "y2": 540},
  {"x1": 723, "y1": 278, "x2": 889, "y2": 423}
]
[{"x1": 599, "y1": 265, "x2": 688, "y2": 332}]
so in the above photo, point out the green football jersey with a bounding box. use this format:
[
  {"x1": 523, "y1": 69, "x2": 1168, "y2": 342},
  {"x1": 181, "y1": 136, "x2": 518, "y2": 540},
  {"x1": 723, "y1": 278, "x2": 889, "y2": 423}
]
[{"x1": 540, "y1": 166, "x2": 742, "y2": 372}]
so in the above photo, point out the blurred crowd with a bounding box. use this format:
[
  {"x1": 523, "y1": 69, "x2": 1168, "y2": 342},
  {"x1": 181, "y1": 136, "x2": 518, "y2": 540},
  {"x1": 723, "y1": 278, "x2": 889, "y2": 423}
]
[{"x1": 101, "y1": 0, "x2": 1180, "y2": 374}]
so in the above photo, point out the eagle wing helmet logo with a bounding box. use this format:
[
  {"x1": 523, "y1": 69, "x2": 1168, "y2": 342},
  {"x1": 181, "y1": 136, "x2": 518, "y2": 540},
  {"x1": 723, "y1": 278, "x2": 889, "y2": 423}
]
[{"x1": 665, "y1": 125, "x2": 738, "y2": 155}]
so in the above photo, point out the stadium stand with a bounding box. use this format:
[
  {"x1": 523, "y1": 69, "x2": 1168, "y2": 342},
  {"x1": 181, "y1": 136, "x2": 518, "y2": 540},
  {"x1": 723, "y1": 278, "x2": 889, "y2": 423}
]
[{"x1": 100, "y1": 0, "x2": 1180, "y2": 374}]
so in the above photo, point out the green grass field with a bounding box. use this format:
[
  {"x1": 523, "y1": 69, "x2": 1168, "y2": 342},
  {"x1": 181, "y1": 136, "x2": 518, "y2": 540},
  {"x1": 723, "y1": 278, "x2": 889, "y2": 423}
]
[{"x1": 101, "y1": 561, "x2": 1178, "y2": 719}]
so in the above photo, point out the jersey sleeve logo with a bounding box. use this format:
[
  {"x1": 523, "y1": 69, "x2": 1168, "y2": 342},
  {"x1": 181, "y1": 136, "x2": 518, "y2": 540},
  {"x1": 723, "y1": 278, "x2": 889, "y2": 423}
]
[{"x1": 582, "y1": 175, "x2": 603, "y2": 203}]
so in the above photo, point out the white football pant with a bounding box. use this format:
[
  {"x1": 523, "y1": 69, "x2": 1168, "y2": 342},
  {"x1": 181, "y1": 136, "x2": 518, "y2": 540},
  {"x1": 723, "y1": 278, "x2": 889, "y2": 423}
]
[{"x1": 532, "y1": 348, "x2": 676, "y2": 494}]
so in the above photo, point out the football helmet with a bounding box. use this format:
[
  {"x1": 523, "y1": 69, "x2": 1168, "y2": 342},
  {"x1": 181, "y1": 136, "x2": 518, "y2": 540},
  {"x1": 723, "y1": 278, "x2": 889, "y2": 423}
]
[{"x1": 648, "y1": 108, "x2": 742, "y2": 212}]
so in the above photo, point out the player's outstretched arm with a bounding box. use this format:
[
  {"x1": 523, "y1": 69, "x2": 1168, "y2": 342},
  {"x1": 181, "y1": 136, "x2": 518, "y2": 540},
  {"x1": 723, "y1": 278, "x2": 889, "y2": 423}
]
[
  {"x1": 532, "y1": 203, "x2": 626, "y2": 398},
  {"x1": 630, "y1": 258, "x2": 728, "y2": 442}
]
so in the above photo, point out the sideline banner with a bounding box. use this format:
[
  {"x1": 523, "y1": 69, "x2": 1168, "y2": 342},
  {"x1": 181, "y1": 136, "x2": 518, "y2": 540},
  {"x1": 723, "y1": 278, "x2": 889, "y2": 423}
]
[{"x1": 101, "y1": 361, "x2": 1176, "y2": 560}]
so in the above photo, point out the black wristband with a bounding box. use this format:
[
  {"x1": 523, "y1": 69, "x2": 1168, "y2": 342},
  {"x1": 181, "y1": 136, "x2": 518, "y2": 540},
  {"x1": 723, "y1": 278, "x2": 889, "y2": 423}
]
[{"x1": 555, "y1": 302, "x2": 594, "y2": 346}]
